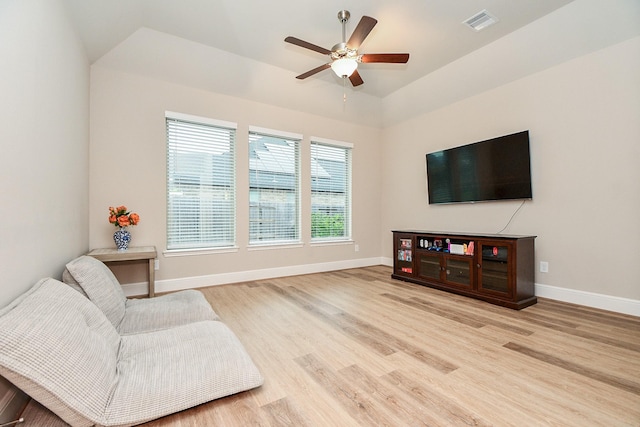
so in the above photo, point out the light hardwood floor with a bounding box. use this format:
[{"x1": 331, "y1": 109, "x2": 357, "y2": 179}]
[{"x1": 21, "y1": 266, "x2": 640, "y2": 426}]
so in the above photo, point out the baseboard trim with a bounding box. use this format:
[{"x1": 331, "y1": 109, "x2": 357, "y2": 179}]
[
  {"x1": 122, "y1": 257, "x2": 639, "y2": 317},
  {"x1": 535, "y1": 283, "x2": 640, "y2": 317},
  {"x1": 385, "y1": 256, "x2": 639, "y2": 316},
  {"x1": 122, "y1": 257, "x2": 386, "y2": 297}
]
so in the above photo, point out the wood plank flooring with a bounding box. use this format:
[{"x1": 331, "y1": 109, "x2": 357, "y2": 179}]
[{"x1": 20, "y1": 266, "x2": 640, "y2": 426}]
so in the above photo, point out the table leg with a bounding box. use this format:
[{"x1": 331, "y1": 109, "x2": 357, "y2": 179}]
[{"x1": 148, "y1": 258, "x2": 155, "y2": 298}]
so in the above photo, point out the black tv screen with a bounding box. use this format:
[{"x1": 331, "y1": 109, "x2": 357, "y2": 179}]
[{"x1": 426, "y1": 130, "x2": 532, "y2": 204}]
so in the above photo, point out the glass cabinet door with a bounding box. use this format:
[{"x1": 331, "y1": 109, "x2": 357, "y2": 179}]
[
  {"x1": 394, "y1": 235, "x2": 414, "y2": 276},
  {"x1": 443, "y1": 256, "x2": 473, "y2": 289},
  {"x1": 417, "y1": 252, "x2": 441, "y2": 281},
  {"x1": 478, "y1": 243, "x2": 511, "y2": 296}
]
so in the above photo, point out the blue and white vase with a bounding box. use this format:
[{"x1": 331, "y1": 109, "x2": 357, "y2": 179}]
[{"x1": 113, "y1": 227, "x2": 131, "y2": 251}]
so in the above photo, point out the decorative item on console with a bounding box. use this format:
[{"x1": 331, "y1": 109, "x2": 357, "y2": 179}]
[{"x1": 108, "y1": 205, "x2": 140, "y2": 251}]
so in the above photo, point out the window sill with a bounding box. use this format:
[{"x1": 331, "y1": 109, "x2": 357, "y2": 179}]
[
  {"x1": 247, "y1": 242, "x2": 304, "y2": 251},
  {"x1": 310, "y1": 239, "x2": 354, "y2": 247},
  {"x1": 163, "y1": 246, "x2": 239, "y2": 257}
]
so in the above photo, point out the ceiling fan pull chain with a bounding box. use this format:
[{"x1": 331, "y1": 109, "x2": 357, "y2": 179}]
[{"x1": 343, "y1": 77, "x2": 347, "y2": 103}]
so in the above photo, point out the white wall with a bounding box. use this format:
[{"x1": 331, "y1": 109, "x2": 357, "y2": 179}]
[
  {"x1": 91, "y1": 27, "x2": 385, "y2": 129},
  {"x1": 0, "y1": 0, "x2": 89, "y2": 305},
  {"x1": 382, "y1": 0, "x2": 640, "y2": 127},
  {"x1": 380, "y1": 35, "x2": 640, "y2": 306},
  {"x1": 89, "y1": 66, "x2": 382, "y2": 288},
  {"x1": 0, "y1": 0, "x2": 90, "y2": 420}
]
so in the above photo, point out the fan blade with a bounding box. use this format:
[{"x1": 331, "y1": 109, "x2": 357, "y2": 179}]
[
  {"x1": 349, "y1": 69, "x2": 364, "y2": 87},
  {"x1": 296, "y1": 63, "x2": 331, "y2": 80},
  {"x1": 347, "y1": 16, "x2": 377, "y2": 50},
  {"x1": 360, "y1": 53, "x2": 410, "y2": 63},
  {"x1": 285, "y1": 36, "x2": 332, "y2": 55}
]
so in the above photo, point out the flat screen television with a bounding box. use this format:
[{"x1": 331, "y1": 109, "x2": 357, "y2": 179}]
[{"x1": 426, "y1": 130, "x2": 532, "y2": 204}]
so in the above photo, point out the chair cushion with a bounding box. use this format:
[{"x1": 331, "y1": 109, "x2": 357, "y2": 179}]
[
  {"x1": 64, "y1": 256, "x2": 220, "y2": 335},
  {"x1": 0, "y1": 278, "x2": 120, "y2": 426},
  {"x1": 106, "y1": 321, "x2": 264, "y2": 425},
  {"x1": 61, "y1": 268, "x2": 88, "y2": 298},
  {"x1": 0, "y1": 278, "x2": 263, "y2": 427},
  {"x1": 119, "y1": 289, "x2": 220, "y2": 335},
  {"x1": 65, "y1": 255, "x2": 127, "y2": 328}
]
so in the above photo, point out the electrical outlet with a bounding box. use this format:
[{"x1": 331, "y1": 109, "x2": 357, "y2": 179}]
[
  {"x1": 354, "y1": 244, "x2": 360, "y2": 252},
  {"x1": 539, "y1": 261, "x2": 549, "y2": 273},
  {"x1": 154, "y1": 259, "x2": 160, "y2": 271}
]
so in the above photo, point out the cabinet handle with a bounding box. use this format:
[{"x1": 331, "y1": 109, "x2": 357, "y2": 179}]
[{"x1": 477, "y1": 264, "x2": 481, "y2": 268}]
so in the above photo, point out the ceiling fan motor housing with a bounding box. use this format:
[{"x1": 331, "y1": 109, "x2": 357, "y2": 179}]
[{"x1": 331, "y1": 42, "x2": 358, "y2": 60}]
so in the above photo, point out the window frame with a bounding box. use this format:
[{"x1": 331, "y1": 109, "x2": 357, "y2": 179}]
[
  {"x1": 165, "y1": 111, "x2": 237, "y2": 254},
  {"x1": 310, "y1": 136, "x2": 353, "y2": 243},
  {"x1": 248, "y1": 126, "x2": 302, "y2": 247}
]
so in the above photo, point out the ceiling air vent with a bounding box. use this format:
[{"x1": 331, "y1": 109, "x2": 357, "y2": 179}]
[{"x1": 463, "y1": 9, "x2": 498, "y2": 31}]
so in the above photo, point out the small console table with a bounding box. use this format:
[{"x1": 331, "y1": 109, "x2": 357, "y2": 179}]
[{"x1": 87, "y1": 246, "x2": 157, "y2": 297}]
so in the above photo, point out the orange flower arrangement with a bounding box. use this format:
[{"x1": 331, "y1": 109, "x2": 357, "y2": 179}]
[{"x1": 108, "y1": 206, "x2": 140, "y2": 228}]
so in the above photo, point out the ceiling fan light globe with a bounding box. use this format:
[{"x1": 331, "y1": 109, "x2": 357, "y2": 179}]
[{"x1": 331, "y1": 58, "x2": 358, "y2": 78}]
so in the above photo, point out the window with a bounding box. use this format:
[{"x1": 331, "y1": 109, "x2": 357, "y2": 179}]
[
  {"x1": 166, "y1": 112, "x2": 236, "y2": 250},
  {"x1": 310, "y1": 138, "x2": 352, "y2": 241},
  {"x1": 248, "y1": 127, "x2": 301, "y2": 245}
]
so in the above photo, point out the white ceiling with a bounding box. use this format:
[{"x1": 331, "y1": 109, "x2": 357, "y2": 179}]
[{"x1": 61, "y1": 0, "x2": 576, "y2": 98}]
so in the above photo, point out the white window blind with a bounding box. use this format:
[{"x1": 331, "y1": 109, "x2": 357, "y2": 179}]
[
  {"x1": 248, "y1": 128, "x2": 301, "y2": 244},
  {"x1": 166, "y1": 113, "x2": 236, "y2": 250},
  {"x1": 310, "y1": 139, "x2": 352, "y2": 241}
]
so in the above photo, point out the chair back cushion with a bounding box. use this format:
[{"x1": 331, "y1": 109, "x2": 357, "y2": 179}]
[
  {"x1": 0, "y1": 278, "x2": 120, "y2": 426},
  {"x1": 61, "y1": 268, "x2": 89, "y2": 298},
  {"x1": 64, "y1": 255, "x2": 127, "y2": 328}
]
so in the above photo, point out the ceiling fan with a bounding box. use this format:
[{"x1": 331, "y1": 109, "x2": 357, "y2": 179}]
[{"x1": 285, "y1": 10, "x2": 410, "y2": 87}]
